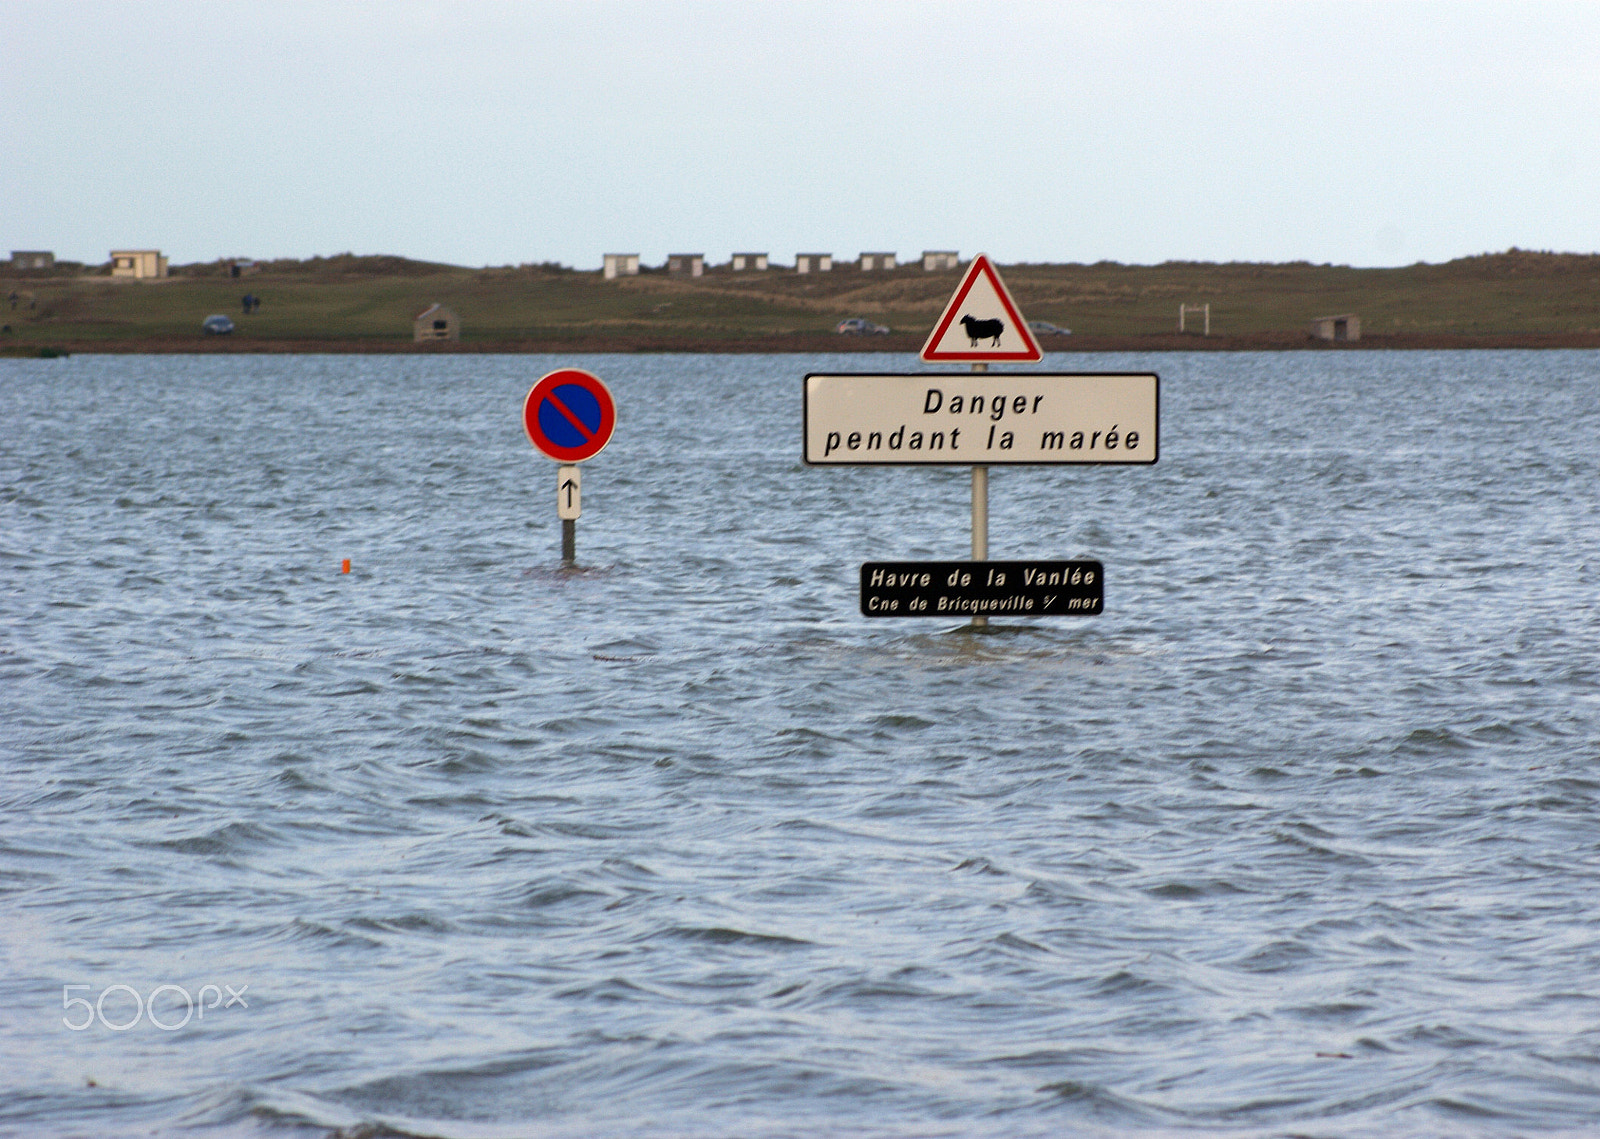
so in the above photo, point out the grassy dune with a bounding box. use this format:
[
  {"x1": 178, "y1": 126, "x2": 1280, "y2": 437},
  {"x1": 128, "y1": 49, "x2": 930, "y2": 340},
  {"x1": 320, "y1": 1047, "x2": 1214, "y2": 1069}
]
[{"x1": 4, "y1": 250, "x2": 1599, "y2": 353}]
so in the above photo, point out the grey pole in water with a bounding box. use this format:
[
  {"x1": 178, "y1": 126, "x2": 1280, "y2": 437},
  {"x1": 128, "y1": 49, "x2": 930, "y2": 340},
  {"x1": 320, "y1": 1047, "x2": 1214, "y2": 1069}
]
[
  {"x1": 562, "y1": 519, "x2": 575, "y2": 563},
  {"x1": 971, "y1": 362, "x2": 989, "y2": 629}
]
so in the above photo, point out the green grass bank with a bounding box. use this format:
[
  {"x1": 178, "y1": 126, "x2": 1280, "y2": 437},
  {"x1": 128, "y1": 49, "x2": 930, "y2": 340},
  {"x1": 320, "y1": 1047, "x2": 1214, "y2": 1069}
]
[{"x1": 4, "y1": 249, "x2": 1599, "y2": 354}]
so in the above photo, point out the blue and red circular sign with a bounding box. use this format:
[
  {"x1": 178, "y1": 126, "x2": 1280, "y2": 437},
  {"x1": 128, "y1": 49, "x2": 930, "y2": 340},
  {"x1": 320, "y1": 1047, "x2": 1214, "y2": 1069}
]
[{"x1": 522, "y1": 368, "x2": 616, "y2": 462}]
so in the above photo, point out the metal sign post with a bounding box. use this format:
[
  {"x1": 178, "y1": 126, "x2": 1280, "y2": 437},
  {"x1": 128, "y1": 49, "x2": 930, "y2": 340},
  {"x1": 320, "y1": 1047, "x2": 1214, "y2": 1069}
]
[
  {"x1": 970, "y1": 362, "x2": 989, "y2": 627},
  {"x1": 523, "y1": 368, "x2": 616, "y2": 565},
  {"x1": 922, "y1": 255, "x2": 1037, "y2": 620}
]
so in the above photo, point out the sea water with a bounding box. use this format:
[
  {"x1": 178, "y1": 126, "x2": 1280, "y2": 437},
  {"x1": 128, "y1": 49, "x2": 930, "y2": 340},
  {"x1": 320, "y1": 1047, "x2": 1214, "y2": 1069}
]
[{"x1": 2, "y1": 351, "x2": 1598, "y2": 1138}]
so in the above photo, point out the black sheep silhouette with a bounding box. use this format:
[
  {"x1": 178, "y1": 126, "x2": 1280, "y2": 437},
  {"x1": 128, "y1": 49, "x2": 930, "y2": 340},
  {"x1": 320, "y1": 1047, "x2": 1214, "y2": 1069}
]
[{"x1": 960, "y1": 315, "x2": 1004, "y2": 346}]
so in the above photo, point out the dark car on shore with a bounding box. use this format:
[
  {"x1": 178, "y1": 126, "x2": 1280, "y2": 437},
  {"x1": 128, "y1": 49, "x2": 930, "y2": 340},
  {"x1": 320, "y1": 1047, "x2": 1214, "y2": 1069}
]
[
  {"x1": 202, "y1": 315, "x2": 235, "y2": 335},
  {"x1": 837, "y1": 317, "x2": 889, "y2": 335}
]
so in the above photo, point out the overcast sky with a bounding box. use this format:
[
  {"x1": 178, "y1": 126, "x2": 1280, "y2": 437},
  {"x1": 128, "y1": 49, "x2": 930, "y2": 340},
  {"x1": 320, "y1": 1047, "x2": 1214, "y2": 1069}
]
[{"x1": 5, "y1": 1, "x2": 1597, "y2": 269}]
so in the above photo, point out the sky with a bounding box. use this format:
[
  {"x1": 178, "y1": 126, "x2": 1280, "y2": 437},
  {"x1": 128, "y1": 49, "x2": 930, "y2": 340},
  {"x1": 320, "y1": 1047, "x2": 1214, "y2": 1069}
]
[{"x1": 5, "y1": 0, "x2": 1598, "y2": 270}]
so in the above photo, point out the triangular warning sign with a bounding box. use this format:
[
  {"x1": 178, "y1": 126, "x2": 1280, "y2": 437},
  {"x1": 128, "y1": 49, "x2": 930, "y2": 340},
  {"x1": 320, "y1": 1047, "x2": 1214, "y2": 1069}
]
[{"x1": 921, "y1": 254, "x2": 1042, "y2": 363}]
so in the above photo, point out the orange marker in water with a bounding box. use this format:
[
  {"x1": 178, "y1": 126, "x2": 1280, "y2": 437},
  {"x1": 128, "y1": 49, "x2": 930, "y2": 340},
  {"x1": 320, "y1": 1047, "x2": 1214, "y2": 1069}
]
[{"x1": 341, "y1": 559, "x2": 351, "y2": 574}]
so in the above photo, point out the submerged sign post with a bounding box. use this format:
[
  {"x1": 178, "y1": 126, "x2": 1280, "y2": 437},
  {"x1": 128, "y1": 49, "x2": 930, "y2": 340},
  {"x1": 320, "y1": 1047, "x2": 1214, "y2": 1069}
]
[
  {"x1": 923, "y1": 254, "x2": 1036, "y2": 625},
  {"x1": 523, "y1": 368, "x2": 615, "y2": 563},
  {"x1": 803, "y1": 253, "x2": 1159, "y2": 623}
]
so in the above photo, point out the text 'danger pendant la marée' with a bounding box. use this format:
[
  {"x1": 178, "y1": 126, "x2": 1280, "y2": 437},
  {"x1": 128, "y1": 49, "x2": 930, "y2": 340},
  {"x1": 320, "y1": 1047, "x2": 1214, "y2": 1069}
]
[{"x1": 803, "y1": 373, "x2": 1158, "y2": 465}]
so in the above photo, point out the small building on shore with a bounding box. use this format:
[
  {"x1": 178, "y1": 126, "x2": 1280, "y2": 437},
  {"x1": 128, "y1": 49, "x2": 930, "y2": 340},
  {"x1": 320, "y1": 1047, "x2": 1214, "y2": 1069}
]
[
  {"x1": 795, "y1": 253, "x2": 832, "y2": 274},
  {"x1": 414, "y1": 303, "x2": 460, "y2": 342},
  {"x1": 730, "y1": 253, "x2": 768, "y2": 272},
  {"x1": 603, "y1": 253, "x2": 640, "y2": 279},
  {"x1": 667, "y1": 253, "x2": 704, "y2": 277},
  {"x1": 1309, "y1": 313, "x2": 1360, "y2": 341},
  {"x1": 110, "y1": 250, "x2": 168, "y2": 278},
  {"x1": 859, "y1": 252, "x2": 896, "y2": 271},
  {"x1": 922, "y1": 250, "x2": 959, "y2": 271},
  {"x1": 9, "y1": 251, "x2": 54, "y2": 271}
]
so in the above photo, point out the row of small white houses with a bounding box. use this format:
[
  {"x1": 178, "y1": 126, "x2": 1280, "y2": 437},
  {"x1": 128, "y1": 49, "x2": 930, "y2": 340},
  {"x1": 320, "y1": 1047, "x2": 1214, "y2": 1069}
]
[
  {"x1": 602, "y1": 250, "x2": 962, "y2": 279},
  {"x1": 6, "y1": 250, "x2": 171, "y2": 277},
  {"x1": 8, "y1": 249, "x2": 954, "y2": 279}
]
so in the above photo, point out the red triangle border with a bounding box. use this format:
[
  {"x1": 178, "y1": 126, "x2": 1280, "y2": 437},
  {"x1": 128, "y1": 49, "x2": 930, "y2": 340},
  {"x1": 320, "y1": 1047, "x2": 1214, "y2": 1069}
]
[{"x1": 920, "y1": 254, "x2": 1043, "y2": 362}]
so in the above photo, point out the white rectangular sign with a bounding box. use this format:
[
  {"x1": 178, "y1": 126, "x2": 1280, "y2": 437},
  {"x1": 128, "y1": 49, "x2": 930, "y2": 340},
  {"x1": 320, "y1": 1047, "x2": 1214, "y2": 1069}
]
[
  {"x1": 804, "y1": 372, "x2": 1158, "y2": 465},
  {"x1": 557, "y1": 464, "x2": 581, "y2": 519}
]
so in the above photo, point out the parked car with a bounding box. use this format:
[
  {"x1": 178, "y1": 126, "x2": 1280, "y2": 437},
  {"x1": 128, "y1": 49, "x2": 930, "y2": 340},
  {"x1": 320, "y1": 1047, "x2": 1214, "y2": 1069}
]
[
  {"x1": 837, "y1": 317, "x2": 890, "y2": 335},
  {"x1": 1028, "y1": 320, "x2": 1072, "y2": 336},
  {"x1": 202, "y1": 314, "x2": 235, "y2": 335}
]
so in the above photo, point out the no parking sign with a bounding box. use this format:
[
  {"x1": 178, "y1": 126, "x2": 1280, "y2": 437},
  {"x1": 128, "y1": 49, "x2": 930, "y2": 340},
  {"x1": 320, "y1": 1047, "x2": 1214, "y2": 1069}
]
[
  {"x1": 523, "y1": 368, "x2": 616, "y2": 562},
  {"x1": 523, "y1": 368, "x2": 616, "y2": 463}
]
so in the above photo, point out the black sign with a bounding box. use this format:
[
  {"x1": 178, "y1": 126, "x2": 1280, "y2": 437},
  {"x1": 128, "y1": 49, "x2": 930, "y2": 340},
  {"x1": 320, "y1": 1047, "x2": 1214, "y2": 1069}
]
[{"x1": 860, "y1": 560, "x2": 1103, "y2": 618}]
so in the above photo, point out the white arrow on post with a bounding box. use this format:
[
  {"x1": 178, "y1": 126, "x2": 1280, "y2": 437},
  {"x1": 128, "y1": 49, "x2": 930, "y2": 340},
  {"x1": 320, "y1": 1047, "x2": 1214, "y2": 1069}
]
[{"x1": 557, "y1": 464, "x2": 581, "y2": 520}]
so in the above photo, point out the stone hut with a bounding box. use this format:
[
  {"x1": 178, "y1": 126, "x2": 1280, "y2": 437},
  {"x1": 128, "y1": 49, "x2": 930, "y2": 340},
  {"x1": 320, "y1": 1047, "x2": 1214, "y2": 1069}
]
[
  {"x1": 795, "y1": 253, "x2": 832, "y2": 274},
  {"x1": 922, "y1": 250, "x2": 960, "y2": 271},
  {"x1": 110, "y1": 250, "x2": 168, "y2": 278},
  {"x1": 730, "y1": 253, "x2": 768, "y2": 272},
  {"x1": 9, "y1": 251, "x2": 54, "y2": 271},
  {"x1": 667, "y1": 253, "x2": 704, "y2": 277},
  {"x1": 414, "y1": 303, "x2": 460, "y2": 342},
  {"x1": 603, "y1": 253, "x2": 639, "y2": 279},
  {"x1": 858, "y1": 252, "x2": 896, "y2": 271},
  {"x1": 1309, "y1": 314, "x2": 1360, "y2": 341}
]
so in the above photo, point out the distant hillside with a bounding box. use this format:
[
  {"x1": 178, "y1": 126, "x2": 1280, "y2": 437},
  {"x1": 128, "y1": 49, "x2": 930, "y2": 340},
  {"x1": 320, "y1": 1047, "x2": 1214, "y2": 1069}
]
[{"x1": 4, "y1": 249, "x2": 1598, "y2": 353}]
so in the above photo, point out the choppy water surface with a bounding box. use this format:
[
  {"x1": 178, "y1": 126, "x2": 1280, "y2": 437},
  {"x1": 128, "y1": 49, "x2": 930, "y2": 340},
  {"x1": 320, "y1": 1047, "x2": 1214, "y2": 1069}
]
[{"x1": 3, "y1": 350, "x2": 1599, "y2": 1138}]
